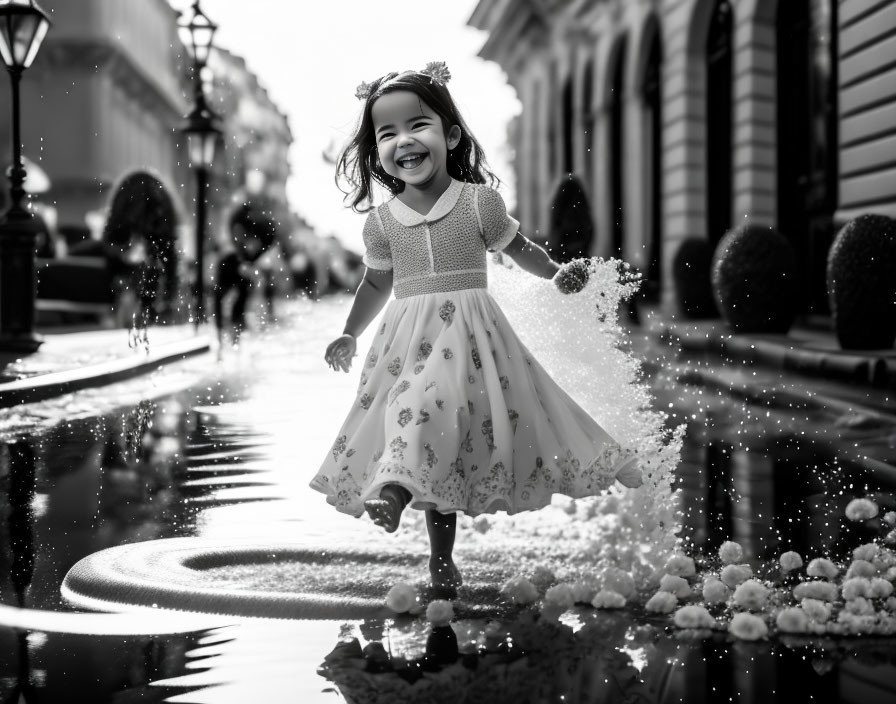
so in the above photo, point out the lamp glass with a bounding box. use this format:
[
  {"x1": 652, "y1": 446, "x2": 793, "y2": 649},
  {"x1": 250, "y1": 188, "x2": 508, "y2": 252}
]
[
  {"x1": 187, "y1": 130, "x2": 217, "y2": 168},
  {"x1": 181, "y1": 3, "x2": 217, "y2": 67},
  {"x1": 0, "y1": 4, "x2": 49, "y2": 69}
]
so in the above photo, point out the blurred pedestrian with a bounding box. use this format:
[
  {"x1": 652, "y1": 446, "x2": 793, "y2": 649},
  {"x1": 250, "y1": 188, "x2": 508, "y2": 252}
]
[{"x1": 213, "y1": 202, "x2": 277, "y2": 344}]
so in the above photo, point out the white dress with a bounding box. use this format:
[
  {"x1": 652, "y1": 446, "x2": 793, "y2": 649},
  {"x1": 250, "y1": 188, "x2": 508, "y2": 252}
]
[{"x1": 309, "y1": 179, "x2": 642, "y2": 517}]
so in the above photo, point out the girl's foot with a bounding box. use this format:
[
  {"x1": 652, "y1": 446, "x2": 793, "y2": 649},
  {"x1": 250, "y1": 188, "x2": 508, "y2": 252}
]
[
  {"x1": 364, "y1": 485, "x2": 410, "y2": 533},
  {"x1": 429, "y1": 554, "x2": 463, "y2": 598}
]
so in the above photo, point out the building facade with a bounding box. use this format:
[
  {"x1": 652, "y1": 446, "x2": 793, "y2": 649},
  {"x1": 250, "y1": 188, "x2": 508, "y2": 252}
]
[
  {"x1": 470, "y1": 0, "x2": 896, "y2": 312},
  {"x1": 205, "y1": 48, "x2": 294, "y2": 251},
  {"x1": 0, "y1": 0, "x2": 293, "y2": 266},
  {"x1": 0, "y1": 0, "x2": 192, "y2": 239}
]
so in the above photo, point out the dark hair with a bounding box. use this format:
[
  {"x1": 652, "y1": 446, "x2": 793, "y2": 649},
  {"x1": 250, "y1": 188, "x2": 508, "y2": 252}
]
[{"x1": 337, "y1": 70, "x2": 498, "y2": 212}]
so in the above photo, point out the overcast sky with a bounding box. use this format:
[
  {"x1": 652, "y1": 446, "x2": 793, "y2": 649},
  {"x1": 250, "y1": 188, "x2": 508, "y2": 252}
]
[{"x1": 169, "y1": 0, "x2": 521, "y2": 252}]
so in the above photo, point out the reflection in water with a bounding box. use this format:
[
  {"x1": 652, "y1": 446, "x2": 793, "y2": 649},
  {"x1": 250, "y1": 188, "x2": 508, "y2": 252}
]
[
  {"x1": 5, "y1": 442, "x2": 36, "y2": 607},
  {"x1": 0, "y1": 625, "x2": 210, "y2": 703},
  {"x1": 320, "y1": 610, "x2": 674, "y2": 703},
  {"x1": 320, "y1": 610, "x2": 896, "y2": 704},
  {"x1": 674, "y1": 413, "x2": 896, "y2": 566}
]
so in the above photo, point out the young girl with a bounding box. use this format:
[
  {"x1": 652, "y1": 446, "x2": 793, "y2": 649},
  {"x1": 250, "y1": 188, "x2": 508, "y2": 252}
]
[{"x1": 309, "y1": 63, "x2": 642, "y2": 597}]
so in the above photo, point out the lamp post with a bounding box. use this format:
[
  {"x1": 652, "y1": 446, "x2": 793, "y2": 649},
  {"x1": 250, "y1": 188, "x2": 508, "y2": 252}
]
[
  {"x1": 0, "y1": 0, "x2": 50, "y2": 352},
  {"x1": 180, "y1": 0, "x2": 220, "y2": 327}
]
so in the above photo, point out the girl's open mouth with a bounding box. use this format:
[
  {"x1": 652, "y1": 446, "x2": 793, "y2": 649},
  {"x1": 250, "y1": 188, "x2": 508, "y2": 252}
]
[{"x1": 397, "y1": 154, "x2": 427, "y2": 170}]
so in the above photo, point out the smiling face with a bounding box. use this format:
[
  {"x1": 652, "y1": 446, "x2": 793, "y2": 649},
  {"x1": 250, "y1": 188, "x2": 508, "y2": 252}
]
[{"x1": 371, "y1": 90, "x2": 461, "y2": 196}]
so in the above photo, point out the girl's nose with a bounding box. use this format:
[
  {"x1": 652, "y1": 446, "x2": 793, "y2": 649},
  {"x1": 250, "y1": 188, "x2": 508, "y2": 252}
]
[{"x1": 397, "y1": 131, "x2": 415, "y2": 147}]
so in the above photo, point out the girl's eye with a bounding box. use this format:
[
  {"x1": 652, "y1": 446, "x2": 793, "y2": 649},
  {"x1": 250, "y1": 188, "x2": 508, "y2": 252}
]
[
  {"x1": 378, "y1": 132, "x2": 394, "y2": 141},
  {"x1": 413, "y1": 122, "x2": 428, "y2": 130}
]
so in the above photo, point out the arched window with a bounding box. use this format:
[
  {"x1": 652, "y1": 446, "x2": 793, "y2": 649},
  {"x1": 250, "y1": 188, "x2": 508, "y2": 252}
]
[
  {"x1": 642, "y1": 26, "x2": 663, "y2": 294},
  {"x1": 610, "y1": 36, "x2": 627, "y2": 259},
  {"x1": 582, "y1": 61, "x2": 594, "y2": 188},
  {"x1": 561, "y1": 78, "x2": 574, "y2": 175},
  {"x1": 705, "y1": 0, "x2": 733, "y2": 244},
  {"x1": 777, "y1": 0, "x2": 837, "y2": 314}
]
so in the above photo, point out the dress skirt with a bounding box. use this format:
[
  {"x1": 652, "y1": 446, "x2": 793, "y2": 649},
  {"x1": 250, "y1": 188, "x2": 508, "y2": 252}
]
[{"x1": 309, "y1": 287, "x2": 642, "y2": 518}]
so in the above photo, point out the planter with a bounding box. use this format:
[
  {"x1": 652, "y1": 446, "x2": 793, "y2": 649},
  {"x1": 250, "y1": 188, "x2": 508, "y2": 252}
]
[
  {"x1": 672, "y1": 237, "x2": 717, "y2": 319},
  {"x1": 826, "y1": 214, "x2": 896, "y2": 350},
  {"x1": 711, "y1": 224, "x2": 796, "y2": 334}
]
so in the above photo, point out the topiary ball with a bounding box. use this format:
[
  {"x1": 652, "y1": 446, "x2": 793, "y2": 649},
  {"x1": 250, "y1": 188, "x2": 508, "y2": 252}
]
[
  {"x1": 672, "y1": 237, "x2": 717, "y2": 319},
  {"x1": 711, "y1": 223, "x2": 796, "y2": 333},
  {"x1": 826, "y1": 214, "x2": 896, "y2": 350},
  {"x1": 554, "y1": 258, "x2": 591, "y2": 294}
]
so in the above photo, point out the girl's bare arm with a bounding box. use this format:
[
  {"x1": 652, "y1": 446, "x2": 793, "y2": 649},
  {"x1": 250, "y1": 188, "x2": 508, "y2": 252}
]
[
  {"x1": 342, "y1": 267, "x2": 394, "y2": 337},
  {"x1": 501, "y1": 233, "x2": 561, "y2": 279},
  {"x1": 325, "y1": 267, "x2": 393, "y2": 372}
]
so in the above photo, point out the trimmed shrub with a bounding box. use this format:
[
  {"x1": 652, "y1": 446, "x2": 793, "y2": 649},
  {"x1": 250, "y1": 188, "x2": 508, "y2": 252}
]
[
  {"x1": 546, "y1": 173, "x2": 595, "y2": 263},
  {"x1": 827, "y1": 214, "x2": 896, "y2": 350},
  {"x1": 672, "y1": 237, "x2": 717, "y2": 319},
  {"x1": 711, "y1": 223, "x2": 796, "y2": 333}
]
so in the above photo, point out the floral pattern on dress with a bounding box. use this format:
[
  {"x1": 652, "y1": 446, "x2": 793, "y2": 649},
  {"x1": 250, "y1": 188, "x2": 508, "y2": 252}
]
[
  {"x1": 481, "y1": 418, "x2": 495, "y2": 451},
  {"x1": 389, "y1": 436, "x2": 407, "y2": 460},
  {"x1": 460, "y1": 430, "x2": 473, "y2": 453},
  {"x1": 331, "y1": 434, "x2": 347, "y2": 461},
  {"x1": 471, "y1": 461, "x2": 511, "y2": 510},
  {"x1": 500, "y1": 376, "x2": 510, "y2": 390},
  {"x1": 359, "y1": 393, "x2": 374, "y2": 410},
  {"x1": 398, "y1": 408, "x2": 413, "y2": 427},
  {"x1": 416, "y1": 408, "x2": 431, "y2": 425},
  {"x1": 417, "y1": 341, "x2": 433, "y2": 361},
  {"x1": 334, "y1": 467, "x2": 361, "y2": 510},
  {"x1": 388, "y1": 380, "x2": 411, "y2": 405},
  {"x1": 424, "y1": 443, "x2": 438, "y2": 469},
  {"x1": 522, "y1": 456, "x2": 551, "y2": 501},
  {"x1": 387, "y1": 357, "x2": 402, "y2": 376},
  {"x1": 366, "y1": 350, "x2": 379, "y2": 368},
  {"x1": 439, "y1": 300, "x2": 456, "y2": 324},
  {"x1": 471, "y1": 345, "x2": 482, "y2": 370},
  {"x1": 442, "y1": 348, "x2": 453, "y2": 360},
  {"x1": 432, "y1": 456, "x2": 465, "y2": 504},
  {"x1": 557, "y1": 450, "x2": 581, "y2": 494}
]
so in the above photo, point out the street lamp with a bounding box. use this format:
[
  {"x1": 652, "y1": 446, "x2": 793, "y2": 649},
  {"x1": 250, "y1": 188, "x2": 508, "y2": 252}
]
[
  {"x1": 0, "y1": 0, "x2": 50, "y2": 351},
  {"x1": 180, "y1": 0, "x2": 220, "y2": 327}
]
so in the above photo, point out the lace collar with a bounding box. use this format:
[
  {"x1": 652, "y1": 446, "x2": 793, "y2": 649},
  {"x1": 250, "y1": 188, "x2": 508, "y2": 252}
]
[{"x1": 386, "y1": 179, "x2": 465, "y2": 226}]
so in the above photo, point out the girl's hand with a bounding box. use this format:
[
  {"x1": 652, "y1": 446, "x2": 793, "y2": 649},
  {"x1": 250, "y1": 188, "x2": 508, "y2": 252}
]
[
  {"x1": 554, "y1": 259, "x2": 591, "y2": 294},
  {"x1": 325, "y1": 334, "x2": 357, "y2": 372}
]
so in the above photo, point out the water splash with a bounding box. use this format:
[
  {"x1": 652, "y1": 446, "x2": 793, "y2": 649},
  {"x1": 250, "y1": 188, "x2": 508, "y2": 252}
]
[{"x1": 467, "y1": 256, "x2": 685, "y2": 589}]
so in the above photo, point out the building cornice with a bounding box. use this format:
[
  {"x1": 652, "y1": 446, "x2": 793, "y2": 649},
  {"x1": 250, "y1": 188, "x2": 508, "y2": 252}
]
[
  {"x1": 35, "y1": 38, "x2": 188, "y2": 120},
  {"x1": 470, "y1": 0, "x2": 551, "y2": 75}
]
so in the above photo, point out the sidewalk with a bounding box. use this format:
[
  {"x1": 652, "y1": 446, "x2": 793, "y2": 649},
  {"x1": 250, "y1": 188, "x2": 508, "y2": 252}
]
[
  {"x1": 644, "y1": 313, "x2": 896, "y2": 391},
  {"x1": 0, "y1": 324, "x2": 211, "y2": 408}
]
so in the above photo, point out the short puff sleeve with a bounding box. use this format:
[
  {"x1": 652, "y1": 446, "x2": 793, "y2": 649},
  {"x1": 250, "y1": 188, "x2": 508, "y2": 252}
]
[
  {"x1": 361, "y1": 210, "x2": 392, "y2": 270},
  {"x1": 476, "y1": 186, "x2": 520, "y2": 252}
]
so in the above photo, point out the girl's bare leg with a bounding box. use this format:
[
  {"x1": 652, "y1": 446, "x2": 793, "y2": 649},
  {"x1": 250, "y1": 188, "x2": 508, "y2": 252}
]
[{"x1": 426, "y1": 510, "x2": 462, "y2": 595}]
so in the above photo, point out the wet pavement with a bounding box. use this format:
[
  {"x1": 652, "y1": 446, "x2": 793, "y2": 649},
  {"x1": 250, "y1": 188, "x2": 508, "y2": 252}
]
[{"x1": 1, "y1": 294, "x2": 896, "y2": 702}]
